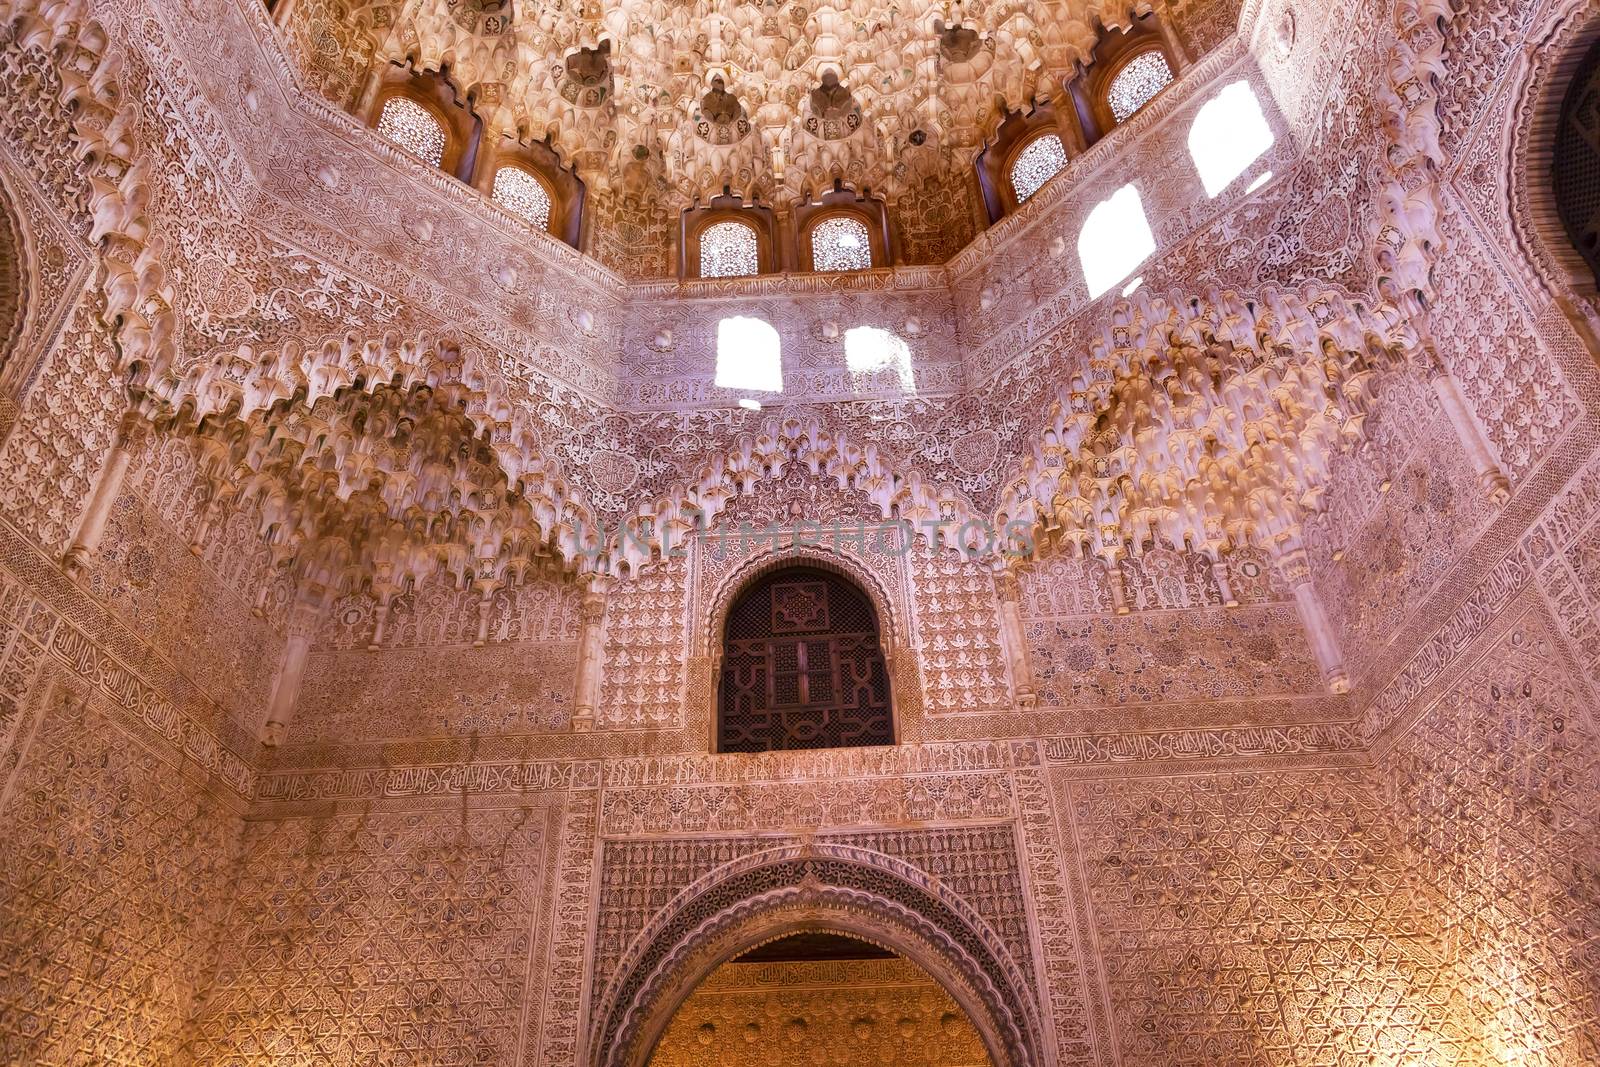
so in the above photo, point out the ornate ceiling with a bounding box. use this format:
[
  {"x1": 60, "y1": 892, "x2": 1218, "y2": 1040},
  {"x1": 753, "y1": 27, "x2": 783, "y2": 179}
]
[{"x1": 292, "y1": 0, "x2": 1128, "y2": 206}]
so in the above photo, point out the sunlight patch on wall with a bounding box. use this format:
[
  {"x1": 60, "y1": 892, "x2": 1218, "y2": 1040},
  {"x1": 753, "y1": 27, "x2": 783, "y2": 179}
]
[
  {"x1": 844, "y1": 327, "x2": 915, "y2": 392},
  {"x1": 1079, "y1": 185, "x2": 1156, "y2": 299},
  {"x1": 1188, "y1": 81, "x2": 1275, "y2": 197},
  {"x1": 716, "y1": 316, "x2": 783, "y2": 393}
]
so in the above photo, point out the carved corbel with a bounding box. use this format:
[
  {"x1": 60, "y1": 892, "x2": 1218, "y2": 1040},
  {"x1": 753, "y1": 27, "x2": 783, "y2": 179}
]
[{"x1": 367, "y1": 567, "x2": 400, "y2": 650}]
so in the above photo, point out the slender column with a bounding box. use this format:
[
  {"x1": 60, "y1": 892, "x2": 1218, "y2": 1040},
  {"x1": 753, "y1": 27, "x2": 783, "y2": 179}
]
[
  {"x1": 1277, "y1": 549, "x2": 1349, "y2": 694},
  {"x1": 1153, "y1": 15, "x2": 1192, "y2": 71},
  {"x1": 992, "y1": 570, "x2": 1037, "y2": 708},
  {"x1": 1209, "y1": 551, "x2": 1238, "y2": 607},
  {"x1": 368, "y1": 591, "x2": 395, "y2": 650},
  {"x1": 1048, "y1": 83, "x2": 1089, "y2": 155},
  {"x1": 472, "y1": 567, "x2": 501, "y2": 647},
  {"x1": 1105, "y1": 555, "x2": 1131, "y2": 614},
  {"x1": 1423, "y1": 343, "x2": 1511, "y2": 504},
  {"x1": 354, "y1": 61, "x2": 386, "y2": 121},
  {"x1": 261, "y1": 586, "x2": 328, "y2": 747},
  {"x1": 262, "y1": 631, "x2": 312, "y2": 748},
  {"x1": 63, "y1": 414, "x2": 138, "y2": 576},
  {"x1": 571, "y1": 578, "x2": 609, "y2": 732}
]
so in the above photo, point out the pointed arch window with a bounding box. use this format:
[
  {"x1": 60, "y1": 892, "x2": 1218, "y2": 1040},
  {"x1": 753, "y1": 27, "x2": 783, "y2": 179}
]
[
  {"x1": 491, "y1": 165, "x2": 553, "y2": 230},
  {"x1": 1107, "y1": 50, "x2": 1174, "y2": 123},
  {"x1": 1009, "y1": 133, "x2": 1068, "y2": 204},
  {"x1": 376, "y1": 97, "x2": 447, "y2": 167},
  {"x1": 717, "y1": 566, "x2": 894, "y2": 752},
  {"x1": 699, "y1": 220, "x2": 760, "y2": 278}
]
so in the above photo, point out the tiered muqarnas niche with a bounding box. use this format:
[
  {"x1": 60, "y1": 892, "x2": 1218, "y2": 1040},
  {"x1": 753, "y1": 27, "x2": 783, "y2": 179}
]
[{"x1": 0, "y1": 0, "x2": 1596, "y2": 1063}]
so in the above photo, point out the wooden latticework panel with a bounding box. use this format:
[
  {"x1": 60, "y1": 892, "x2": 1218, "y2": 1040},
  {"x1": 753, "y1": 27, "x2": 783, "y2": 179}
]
[
  {"x1": 1555, "y1": 39, "x2": 1600, "y2": 288},
  {"x1": 717, "y1": 568, "x2": 893, "y2": 752}
]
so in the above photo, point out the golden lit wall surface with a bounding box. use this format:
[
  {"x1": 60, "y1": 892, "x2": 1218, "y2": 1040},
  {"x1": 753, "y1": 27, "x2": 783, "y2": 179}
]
[{"x1": 650, "y1": 957, "x2": 992, "y2": 1067}]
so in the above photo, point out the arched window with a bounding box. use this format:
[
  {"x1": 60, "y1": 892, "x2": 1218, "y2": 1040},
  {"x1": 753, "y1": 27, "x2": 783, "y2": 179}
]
[
  {"x1": 1555, "y1": 39, "x2": 1600, "y2": 286},
  {"x1": 1107, "y1": 50, "x2": 1174, "y2": 123},
  {"x1": 1079, "y1": 184, "x2": 1156, "y2": 298},
  {"x1": 717, "y1": 566, "x2": 893, "y2": 752},
  {"x1": 715, "y1": 316, "x2": 783, "y2": 393},
  {"x1": 376, "y1": 97, "x2": 447, "y2": 167},
  {"x1": 1010, "y1": 133, "x2": 1068, "y2": 204},
  {"x1": 491, "y1": 165, "x2": 553, "y2": 230},
  {"x1": 1188, "y1": 81, "x2": 1275, "y2": 197},
  {"x1": 699, "y1": 219, "x2": 760, "y2": 278},
  {"x1": 810, "y1": 215, "x2": 872, "y2": 271}
]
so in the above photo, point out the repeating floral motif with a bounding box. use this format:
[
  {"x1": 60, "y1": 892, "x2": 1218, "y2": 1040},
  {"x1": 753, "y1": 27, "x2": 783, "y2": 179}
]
[
  {"x1": 1025, "y1": 605, "x2": 1323, "y2": 707},
  {"x1": 912, "y1": 546, "x2": 1012, "y2": 712},
  {"x1": 1378, "y1": 610, "x2": 1600, "y2": 1065},
  {"x1": 182, "y1": 802, "x2": 560, "y2": 1066},
  {"x1": 0, "y1": 684, "x2": 244, "y2": 1066}
]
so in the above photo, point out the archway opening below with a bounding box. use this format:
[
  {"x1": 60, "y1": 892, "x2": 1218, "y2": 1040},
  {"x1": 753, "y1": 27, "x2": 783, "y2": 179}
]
[{"x1": 648, "y1": 932, "x2": 995, "y2": 1066}]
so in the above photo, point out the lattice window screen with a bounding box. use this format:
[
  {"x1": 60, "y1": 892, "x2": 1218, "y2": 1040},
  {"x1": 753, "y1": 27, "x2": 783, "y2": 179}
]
[
  {"x1": 717, "y1": 568, "x2": 893, "y2": 752},
  {"x1": 1555, "y1": 40, "x2": 1600, "y2": 288}
]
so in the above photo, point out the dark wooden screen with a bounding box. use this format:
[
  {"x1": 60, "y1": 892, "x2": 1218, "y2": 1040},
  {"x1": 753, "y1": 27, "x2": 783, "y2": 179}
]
[
  {"x1": 717, "y1": 567, "x2": 893, "y2": 752},
  {"x1": 1556, "y1": 39, "x2": 1600, "y2": 288}
]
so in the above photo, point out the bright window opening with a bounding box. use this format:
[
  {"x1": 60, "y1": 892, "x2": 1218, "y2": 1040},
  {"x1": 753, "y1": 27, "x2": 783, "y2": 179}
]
[
  {"x1": 1188, "y1": 81, "x2": 1275, "y2": 197},
  {"x1": 716, "y1": 317, "x2": 783, "y2": 393},
  {"x1": 1010, "y1": 134, "x2": 1068, "y2": 204},
  {"x1": 700, "y1": 220, "x2": 760, "y2": 278},
  {"x1": 845, "y1": 327, "x2": 914, "y2": 392},
  {"x1": 376, "y1": 97, "x2": 446, "y2": 167},
  {"x1": 1107, "y1": 50, "x2": 1174, "y2": 123},
  {"x1": 1078, "y1": 185, "x2": 1156, "y2": 299},
  {"x1": 811, "y1": 216, "x2": 872, "y2": 272},
  {"x1": 492, "y1": 166, "x2": 553, "y2": 230}
]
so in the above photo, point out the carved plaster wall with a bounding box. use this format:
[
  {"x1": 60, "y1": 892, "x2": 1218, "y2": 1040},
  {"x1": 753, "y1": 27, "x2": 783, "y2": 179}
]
[{"x1": 0, "y1": 0, "x2": 1598, "y2": 1064}]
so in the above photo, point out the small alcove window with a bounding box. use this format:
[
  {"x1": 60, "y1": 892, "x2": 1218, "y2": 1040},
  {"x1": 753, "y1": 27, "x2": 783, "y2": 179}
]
[
  {"x1": 716, "y1": 316, "x2": 783, "y2": 393},
  {"x1": 1107, "y1": 50, "x2": 1174, "y2": 123},
  {"x1": 700, "y1": 220, "x2": 760, "y2": 278},
  {"x1": 1079, "y1": 184, "x2": 1156, "y2": 298},
  {"x1": 717, "y1": 567, "x2": 893, "y2": 752},
  {"x1": 1010, "y1": 134, "x2": 1068, "y2": 204},
  {"x1": 492, "y1": 166, "x2": 553, "y2": 230},
  {"x1": 376, "y1": 97, "x2": 447, "y2": 166},
  {"x1": 811, "y1": 215, "x2": 872, "y2": 271},
  {"x1": 1188, "y1": 81, "x2": 1275, "y2": 197}
]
